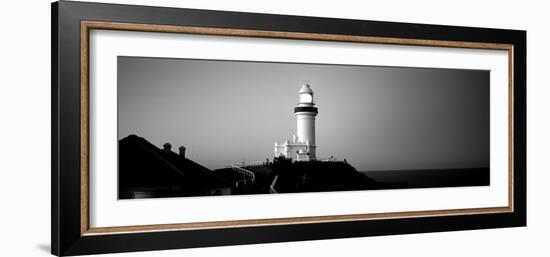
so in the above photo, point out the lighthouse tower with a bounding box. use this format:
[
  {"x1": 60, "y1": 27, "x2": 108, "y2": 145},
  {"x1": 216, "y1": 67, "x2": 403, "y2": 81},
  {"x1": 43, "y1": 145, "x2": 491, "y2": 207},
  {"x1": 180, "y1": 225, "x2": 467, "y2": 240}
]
[
  {"x1": 295, "y1": 84, "x2": 318, "y2": 160},
  {"x1": 274, "y1": 83, "x2": 318, "y2": 161}
]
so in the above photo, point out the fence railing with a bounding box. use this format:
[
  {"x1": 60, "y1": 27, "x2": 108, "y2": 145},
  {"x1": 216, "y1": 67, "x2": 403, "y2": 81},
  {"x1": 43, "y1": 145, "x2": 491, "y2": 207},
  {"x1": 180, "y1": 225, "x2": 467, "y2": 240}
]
[{"x1": 227, "y1": 164, "x2": 256, "y2": 183}]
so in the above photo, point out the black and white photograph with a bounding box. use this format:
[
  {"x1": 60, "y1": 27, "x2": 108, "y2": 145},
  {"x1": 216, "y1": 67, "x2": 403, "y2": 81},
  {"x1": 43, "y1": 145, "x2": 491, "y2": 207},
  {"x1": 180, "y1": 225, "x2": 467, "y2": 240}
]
[
  {"x1": 117, "y1": 57, "x2": 490, "y2": 199},
  {"x1": 35, "y1": 0, "x2": 535, "y2": 256}
]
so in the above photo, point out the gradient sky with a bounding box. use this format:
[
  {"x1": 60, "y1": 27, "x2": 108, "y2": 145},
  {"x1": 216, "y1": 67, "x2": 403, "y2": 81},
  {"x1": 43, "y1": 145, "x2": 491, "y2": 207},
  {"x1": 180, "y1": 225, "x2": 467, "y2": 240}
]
[{"x1": 118, "y1": 56, "x2": 489, "y2": 171}]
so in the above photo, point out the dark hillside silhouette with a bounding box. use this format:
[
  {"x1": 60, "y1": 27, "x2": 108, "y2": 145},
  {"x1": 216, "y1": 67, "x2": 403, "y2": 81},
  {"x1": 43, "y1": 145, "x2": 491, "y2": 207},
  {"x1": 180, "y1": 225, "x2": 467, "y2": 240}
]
[
  {"x1": 118, "y1": 135, "x2": 489, "y2": 199},
  {"x1": 118, "y1": 135, "x2": 233, "y2": 199}
]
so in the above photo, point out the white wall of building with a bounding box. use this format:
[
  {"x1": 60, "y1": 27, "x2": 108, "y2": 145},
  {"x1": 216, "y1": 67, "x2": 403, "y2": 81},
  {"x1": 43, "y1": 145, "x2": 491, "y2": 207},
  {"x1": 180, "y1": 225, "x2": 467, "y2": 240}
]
[
  {"x1": 296, "y1": 114, "x2": 316, "y2": 146},
  {"x1": 0, "y1": 0, "x2": 548, "y2": 256}
]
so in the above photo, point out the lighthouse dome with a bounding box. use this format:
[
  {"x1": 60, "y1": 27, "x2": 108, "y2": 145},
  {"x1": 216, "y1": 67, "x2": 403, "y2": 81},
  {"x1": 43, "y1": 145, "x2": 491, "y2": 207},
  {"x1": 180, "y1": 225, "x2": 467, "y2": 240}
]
[{"x1": 299, "y1": 84, "x2": 313, "y2": 94}]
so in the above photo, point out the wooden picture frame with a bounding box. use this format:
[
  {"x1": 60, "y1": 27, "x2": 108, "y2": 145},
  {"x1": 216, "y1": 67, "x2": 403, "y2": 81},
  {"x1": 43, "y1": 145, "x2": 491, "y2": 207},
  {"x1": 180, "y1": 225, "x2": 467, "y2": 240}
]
[{"x1": 52, "y1": 1, "x2": 526, "y2": 256}]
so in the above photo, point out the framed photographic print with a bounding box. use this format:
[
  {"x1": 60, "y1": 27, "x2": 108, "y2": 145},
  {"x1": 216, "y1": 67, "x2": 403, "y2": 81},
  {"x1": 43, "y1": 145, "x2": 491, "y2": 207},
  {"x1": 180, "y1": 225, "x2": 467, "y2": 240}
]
[{"x1": 51, "y1": 1, "x2": 526, "y2": 256}]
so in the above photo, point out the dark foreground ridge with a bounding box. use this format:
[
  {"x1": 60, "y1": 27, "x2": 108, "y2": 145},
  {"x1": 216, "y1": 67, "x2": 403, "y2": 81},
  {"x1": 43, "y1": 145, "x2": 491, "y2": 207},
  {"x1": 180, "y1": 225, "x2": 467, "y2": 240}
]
[
  {"x1": 119, "y1": 135, "x2": 233, "y2": 199},
  {"x1": 118, "y1": 135, "x2": 489, "y2": 199}
]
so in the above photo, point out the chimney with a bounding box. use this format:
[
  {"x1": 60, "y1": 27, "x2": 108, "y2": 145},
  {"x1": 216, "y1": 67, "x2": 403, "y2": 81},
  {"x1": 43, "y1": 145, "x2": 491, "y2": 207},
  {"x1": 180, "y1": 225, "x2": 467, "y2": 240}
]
[
  {"x1": 178, "y1": 146, "x2": 186, "y2": 158},
  {"x1": 163, "y1": 143, "x2": 172, "y2": 154}
]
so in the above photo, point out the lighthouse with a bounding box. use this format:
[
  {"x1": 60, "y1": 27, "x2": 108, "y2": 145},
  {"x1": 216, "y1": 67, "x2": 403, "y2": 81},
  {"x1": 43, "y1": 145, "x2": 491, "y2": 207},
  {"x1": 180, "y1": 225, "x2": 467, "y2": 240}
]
[
  {"x1": 295, "y1": 84, "x2": 318, "y2": 159},
  {"x1": 274, "y1": 83, "x2": 318, "y2": 161}
]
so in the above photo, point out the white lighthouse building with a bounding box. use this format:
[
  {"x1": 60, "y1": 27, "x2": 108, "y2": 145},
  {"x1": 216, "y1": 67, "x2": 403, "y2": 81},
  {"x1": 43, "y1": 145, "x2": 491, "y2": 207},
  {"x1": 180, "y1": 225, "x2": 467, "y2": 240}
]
[{"x1": 274, "y1": 83, "x2": 318, "y2": 161}]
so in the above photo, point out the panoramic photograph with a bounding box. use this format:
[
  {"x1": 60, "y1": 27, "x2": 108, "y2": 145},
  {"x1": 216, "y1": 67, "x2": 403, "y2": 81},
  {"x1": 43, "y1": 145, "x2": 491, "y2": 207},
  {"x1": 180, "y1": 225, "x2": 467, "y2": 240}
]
[{"x1": 117, "y1": 56, "x2": 490, "y2": 199}]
